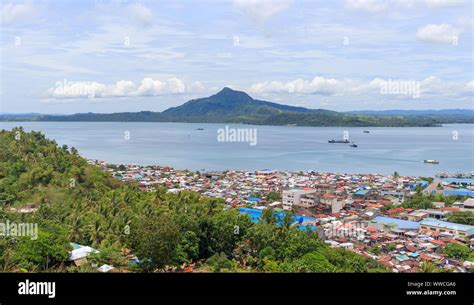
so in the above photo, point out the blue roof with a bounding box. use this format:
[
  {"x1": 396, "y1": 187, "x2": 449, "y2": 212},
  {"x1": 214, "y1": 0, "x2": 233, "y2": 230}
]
[
  {"x1": 415, "y1": 181, "x2": 429, "y2": 187},
  {"x1": 247, "y1": 197, "x2": 261, "y2": 202},
  {"x1": 443, "y1": 189, "x2": 474, "y2": 197},
  {"x1": 239, "y1": 207, "x2": 317, "y2": 229},
  {"x1": 373, "y1": 216, "x2": 420, "y2": 230},
  {"x1": 420, "y1": 218, "x2": 474, "y2": 234},
  {"x1": 354, "y1": 189, "x2": 370, "y2": 195},
  {"x1": 396, "y1": 254, "x2": 410, "y2": 261},
  {"x1": 442, "y1": 178, "x2": 474, "y2": 185}
]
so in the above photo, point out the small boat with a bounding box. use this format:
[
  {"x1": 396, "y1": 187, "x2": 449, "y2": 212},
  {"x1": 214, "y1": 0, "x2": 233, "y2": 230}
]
[
  {"x1": 424, "y1": 159, "x2": 439, "y2": 164},
  {"x1": 349, "y1": 142, "x2": 358, "y2": 147},
  {"x1": 328, "y1": 139, "x2": 350, "y2": 144},
  {"x1": 363, "y1": 130, "x2": 370, "y2": 133},
  {"x1": 195, "y1": 128, "x2": 204, "y2": 130}
]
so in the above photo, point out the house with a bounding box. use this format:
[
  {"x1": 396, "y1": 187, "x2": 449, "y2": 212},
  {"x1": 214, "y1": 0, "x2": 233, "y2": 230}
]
[
  {"x1": 370, "y1": 216, "x2": 420, "y2": 232},
  {"x1": 68, "y1": 243, "x2": 99, "y2": 266},
  {"x1": 422, "y1": 209, "x2": 451, "y2": 220},
  {"x1": 406, "y1": 211, "x2": 429, "y2": 222},
  {"x1": 443, "y1": 189, "x2": 474, "y2": 197},
  {"x1": 420, "y1": 219, "x2": 474, "y2": 238},
  {"x1": 385, "y1": 207, "x2": 409, "y2": 218},
  {"x1": 353, "y1": 189, "x2": 377, "y2": 200},
  {"x1": 282, "y1": 189, "x2": 316, "y2": 211}
]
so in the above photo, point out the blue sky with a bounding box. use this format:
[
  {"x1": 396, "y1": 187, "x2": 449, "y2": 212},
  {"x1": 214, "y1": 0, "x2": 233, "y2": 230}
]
[{"x1": 0, "y1": 0, "x2": 473, "y2": 114}]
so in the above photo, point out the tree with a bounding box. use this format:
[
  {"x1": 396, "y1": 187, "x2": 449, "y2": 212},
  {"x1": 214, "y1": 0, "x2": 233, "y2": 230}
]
[
  {"x1": 369, "y1": 246, "x2": 382, "y2": 255},
  {"x1": 206, "y1": 252, "x2": 236, "y2": 272},
  {"x1": 287, "y1": 252, "x2": 336, "y2": 272},
  {"x1": 442, "y1": 243, "x2": 470, "y2": 260},
  {"x1": 420, "y1": 262, "x2": 438, "y2": 273},
  {"x1": 266, "y1": 191, "x2": 281, "y2": 202},
  {"x1": 447, "y1": 211, "x2": 474, "y2": 225},
  {"x1": 197, "y1": 209, "x2": 251, "y2": 257},
  {"x1": 129, "y1": 214, "x2": 181, "y2": 272},
  {"x1": 176, "y1": 231, "x2": 200, "y2": 263},
  {"x1": 261, "y1": 209, "x2": 277, "y2": 225},
  {"x1": 12, "y1": 222, "x2": 71, "y2": 271},
  {"x1": 386, "y1": 243, "x2": 396, "y2": 252}
]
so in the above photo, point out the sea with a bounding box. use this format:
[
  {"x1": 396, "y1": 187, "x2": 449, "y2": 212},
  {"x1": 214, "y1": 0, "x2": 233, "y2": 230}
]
[{"x1": 2, "y1": 122, "x2": 473, "y2": 177}]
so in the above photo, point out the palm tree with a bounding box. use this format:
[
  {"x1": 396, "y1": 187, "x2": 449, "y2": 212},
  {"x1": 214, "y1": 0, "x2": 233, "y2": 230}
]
[
  {"x1": 68, "y1": 214, "x2": 83, "y2": 241},
  {"x1": 420, "y1": 261, "x2": 438, "y2": 273}
]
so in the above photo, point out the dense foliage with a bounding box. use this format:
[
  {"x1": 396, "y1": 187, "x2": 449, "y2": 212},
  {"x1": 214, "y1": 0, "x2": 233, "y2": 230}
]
[
  {"x1": 447, "y1": 211, "x2": 474, "y2": 225},
  {"x1": 0, "y1": 128, "x2": 387, "y2": 273}
]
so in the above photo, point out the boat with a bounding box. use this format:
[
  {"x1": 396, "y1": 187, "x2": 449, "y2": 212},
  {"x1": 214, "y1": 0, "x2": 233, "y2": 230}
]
[
  {"x1": 195, "y1": 128, "x2": 204, "y2": 130},
  {"x1": 349, "y1": 142, "x2": 358, "y2": 147},
  {"x1": 424, "y1": 159, "x2": 439, "y2": 164},
  {"x1": 328, "y1": 139, "x2": 350, "y2": 144},
  {"x1": 363, "y1": 130, "x2": 370, "y2": 133}
]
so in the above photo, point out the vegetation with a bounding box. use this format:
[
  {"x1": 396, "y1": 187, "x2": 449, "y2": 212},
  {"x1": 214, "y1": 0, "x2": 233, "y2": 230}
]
[
  {"x1": 0, "y1": 128, "x2": 387, "y2": 273},
  {"x1": 401, "y1": 193, "x2": 466, "y2": 210},
  {"x1": 3, "y1": 88, "x2": 472, "y2": 127},
  {"x1": 447, "y1": 211, "x2": 474, "y2": 225},
  {"x1": 442, "y1": 244, "x2": 470, "y2": 261}
]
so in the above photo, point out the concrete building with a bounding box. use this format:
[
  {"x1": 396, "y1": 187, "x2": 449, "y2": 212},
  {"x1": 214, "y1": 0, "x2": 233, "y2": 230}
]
[
  {"x1": 282, "y1": 189, "x2": 316, "y2": 211},
  {"x1": 420, "y1": 218, "x2": 474, "y2": 238}
]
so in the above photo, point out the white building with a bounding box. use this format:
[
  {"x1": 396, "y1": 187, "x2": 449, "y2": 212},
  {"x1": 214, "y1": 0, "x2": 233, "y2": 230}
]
[{"x1": 282, "y1": 189, "x2": 316, "y2": 211}]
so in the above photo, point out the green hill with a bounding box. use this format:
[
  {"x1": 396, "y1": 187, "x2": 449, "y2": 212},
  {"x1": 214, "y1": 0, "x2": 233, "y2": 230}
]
[{"x1": 4, "y1": 87, "x2": 468, "y2": 126}]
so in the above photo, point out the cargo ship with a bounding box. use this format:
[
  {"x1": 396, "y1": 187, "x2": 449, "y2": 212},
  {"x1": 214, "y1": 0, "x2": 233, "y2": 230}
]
[{"x1": 328, "y1": 139, "x2": 350, "y2": 143}]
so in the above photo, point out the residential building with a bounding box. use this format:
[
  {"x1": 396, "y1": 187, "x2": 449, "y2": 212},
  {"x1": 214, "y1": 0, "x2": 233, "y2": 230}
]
[{"x1": 420, "y1": 219, "x2": 474, "y2": 238}]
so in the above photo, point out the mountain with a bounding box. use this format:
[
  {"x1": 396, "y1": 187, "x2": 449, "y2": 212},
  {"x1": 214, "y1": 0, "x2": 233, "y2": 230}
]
[
  {"x1": 159, "y1": 87, "x2": 334, "y2": 123},
  {"x1": 3, "y1": 88, "x2": 474, "y2": 126}
]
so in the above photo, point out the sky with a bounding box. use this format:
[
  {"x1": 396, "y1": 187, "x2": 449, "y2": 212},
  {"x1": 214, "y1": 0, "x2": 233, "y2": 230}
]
[{"x1": 0, "y1": 0, "x2": 473, "y2": 114}]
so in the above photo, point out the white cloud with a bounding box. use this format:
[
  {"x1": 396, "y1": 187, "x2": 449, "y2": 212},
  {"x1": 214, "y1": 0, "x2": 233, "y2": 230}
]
[
  {"x1": 234, "y1": 0, "x2": 293, "y2": 23},
  {"x1": 45, "y1": 77, "x2": 196, "y2": 100},
  {"x1": 464, "y1": 81, "x2": 474, "y2": 92},
  {"x1": 249, "y1": 76, "x2": 469, "y2": 99},
  {"x1": 250, "y1": 76, "x2": 354, "y2": 95},
  {"x1": 425, "y1": 0, "x2": 469, "y2": 8},
  {"x1": 416, "y1": 24, "x2": 461, "y2": 44},
  {"x1": 345, "y1": 0, "x2": 388, "y2": 13},
  {"x1": 0, "y1": 2, "x2": 34, "y2": 25},
  {"x1": 128, "y1": 4, "x2": 153, "y2": 27},
  {"x1": 346, "y1": 0, "x2": 469, "y2": 12}
]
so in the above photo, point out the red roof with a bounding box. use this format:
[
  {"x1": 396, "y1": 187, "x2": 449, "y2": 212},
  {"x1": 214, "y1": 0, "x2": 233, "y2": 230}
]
[
  {"x1": 430, "y1": 239, "x2": 445, "y2": 246},
  {"x1": 441, "y1": 207, "x2": 460, "y2": 212},
  {"x1": 367, "y1": 203, "x2": 384, "y2": 208},
  {"x1": 386, "y1": 207, "x2": 406, "y2": 214}
]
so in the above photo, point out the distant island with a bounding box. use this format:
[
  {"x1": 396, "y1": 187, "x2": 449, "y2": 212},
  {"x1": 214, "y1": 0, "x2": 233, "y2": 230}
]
[{"x1": 2, "y1": 87, "x2": 474, "y2": 127}]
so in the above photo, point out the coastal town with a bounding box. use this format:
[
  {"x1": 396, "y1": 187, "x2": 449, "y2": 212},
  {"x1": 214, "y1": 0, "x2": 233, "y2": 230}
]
[{"x1": 88, "y1": 159, "x2": 474, "y2": 273}]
